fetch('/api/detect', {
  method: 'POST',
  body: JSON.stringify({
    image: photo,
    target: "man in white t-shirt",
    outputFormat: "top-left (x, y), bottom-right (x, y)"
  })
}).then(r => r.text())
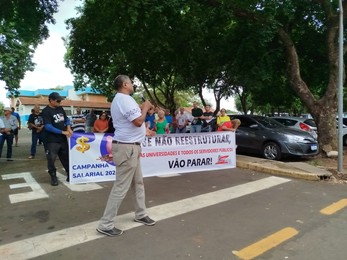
top-left (97, 75), bottom-right (156, 237)
top-left (175, 107), bottom-right (189, 133)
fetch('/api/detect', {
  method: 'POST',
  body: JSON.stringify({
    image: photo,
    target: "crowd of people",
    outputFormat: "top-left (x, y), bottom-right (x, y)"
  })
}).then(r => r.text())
top-left (70, 109), bottom-right (115, 134)
top-left (146, 106), bottom-right (240, 135)
top-left (0, 98), bottom-right (240, 163)
top-left (144, 102), bottom-right (240, 136)
top-left (0, 75), bottom-right (240, 238)
top-left (69, 103), bottom-right (240, 137)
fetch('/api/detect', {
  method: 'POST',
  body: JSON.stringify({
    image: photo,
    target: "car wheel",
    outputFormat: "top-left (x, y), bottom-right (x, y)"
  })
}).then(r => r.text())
top-left (343, 135), bottom-right (347, 146)
top-left (262, 142), bottom-right (282, 160)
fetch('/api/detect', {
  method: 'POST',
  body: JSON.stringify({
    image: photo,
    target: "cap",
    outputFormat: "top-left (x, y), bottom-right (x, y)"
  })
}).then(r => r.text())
top-left (3, 107), bottom-right (11, 111)
top-left (48, 92), bottom-right (64, 101)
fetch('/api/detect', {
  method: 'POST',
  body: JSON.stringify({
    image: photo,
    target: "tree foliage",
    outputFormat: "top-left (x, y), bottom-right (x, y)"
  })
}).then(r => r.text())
top-left (212, 0), bottom-right (346, 153)
top-left (66, 0), bottom-right (346, 154)
top-left (66, 0), bottom-right (215, 110)
top-left (0, 0), bottom-right (59, 94)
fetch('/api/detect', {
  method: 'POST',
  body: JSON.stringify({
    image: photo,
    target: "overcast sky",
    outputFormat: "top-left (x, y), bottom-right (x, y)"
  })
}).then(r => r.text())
top-left (0, 0), bottom-right (81, 106)
top-left (0, 0), bottom-right (235, 110)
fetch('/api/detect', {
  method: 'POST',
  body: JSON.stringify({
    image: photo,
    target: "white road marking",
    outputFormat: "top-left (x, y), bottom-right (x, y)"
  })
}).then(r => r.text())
top-left (1, 172), bottom-right (49, 203)
top-left (1, 171), bottom-right (103, 205)
top-left (57, 172), bottom-right (103, 191)
top-left (156, 173), bottom-right (182, 177)
top-left (0, 176), bottom-right (290, 260)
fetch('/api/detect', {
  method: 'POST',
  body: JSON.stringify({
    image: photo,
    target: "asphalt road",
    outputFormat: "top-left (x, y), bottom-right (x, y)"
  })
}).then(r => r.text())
top-left (1, 130), bottom-right (347, 260)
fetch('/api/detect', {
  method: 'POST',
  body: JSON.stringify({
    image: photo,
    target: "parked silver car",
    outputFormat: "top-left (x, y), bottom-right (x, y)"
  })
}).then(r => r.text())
top-left (273, 116), bottom-right (347, 145)
top-left (271, 116), bottom-right (317, 139)
top-left (229, 115), bottom-right (319, 160)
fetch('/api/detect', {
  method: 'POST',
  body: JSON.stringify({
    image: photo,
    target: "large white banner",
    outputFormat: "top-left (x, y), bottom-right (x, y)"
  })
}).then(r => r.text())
top-left (69, 132), bottom-right (236, 184)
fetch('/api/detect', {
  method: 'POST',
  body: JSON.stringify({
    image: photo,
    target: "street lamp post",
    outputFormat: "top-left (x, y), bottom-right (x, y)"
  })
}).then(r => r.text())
top-left (338, 0), bottom-right (344, 172)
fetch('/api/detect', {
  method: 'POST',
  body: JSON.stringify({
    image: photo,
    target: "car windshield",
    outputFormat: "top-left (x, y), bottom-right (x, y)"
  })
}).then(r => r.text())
top-left (255, 116), bottom-right (285, 129)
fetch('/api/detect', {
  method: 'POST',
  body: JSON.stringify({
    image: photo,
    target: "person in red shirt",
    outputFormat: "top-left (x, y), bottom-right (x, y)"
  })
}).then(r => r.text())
top-left (93, 112), bottom-right (109, 133)
top-left (217, 119), bottom-right (241, 132)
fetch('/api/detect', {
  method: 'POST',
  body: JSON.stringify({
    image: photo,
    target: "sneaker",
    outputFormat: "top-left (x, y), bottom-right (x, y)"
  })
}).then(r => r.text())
top-left (51, 176), bottom-right (58, 186)
top-left (7, 158), bottom-right (13, 161)
top-left (28, 156), bottom-right (35, 159)
top-left (96, 227), bottom-right (123, 237)
top-left (134, 216), bottom-right (156, 226)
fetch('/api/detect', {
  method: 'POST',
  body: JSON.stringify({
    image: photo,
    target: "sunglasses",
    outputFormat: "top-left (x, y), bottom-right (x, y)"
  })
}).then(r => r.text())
top-left (55, 100), bottom-right (61, 103)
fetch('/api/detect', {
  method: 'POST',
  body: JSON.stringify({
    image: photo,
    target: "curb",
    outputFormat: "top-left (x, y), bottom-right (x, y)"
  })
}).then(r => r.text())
top-left (236, 155), bottom-right (332, 181)
top-left (236, 160), bottom-right (319, 181)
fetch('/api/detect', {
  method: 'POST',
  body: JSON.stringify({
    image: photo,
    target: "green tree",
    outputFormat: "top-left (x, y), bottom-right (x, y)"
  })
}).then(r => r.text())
top-left (65, 0), bottom-right (345, 155)
top-left (66, 1), bottom-right (192, 108)
top-left (0, 0), bottom-right (59, 94)
top-left (213, 0), bottom-right (345, 154)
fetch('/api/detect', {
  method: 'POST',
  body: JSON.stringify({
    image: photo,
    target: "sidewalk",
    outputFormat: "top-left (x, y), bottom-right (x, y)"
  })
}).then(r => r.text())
top-left (236, 154), bottom-right (332, 181)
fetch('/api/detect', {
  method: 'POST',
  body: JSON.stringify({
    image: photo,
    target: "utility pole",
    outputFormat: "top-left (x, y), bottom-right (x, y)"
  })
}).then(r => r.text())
top-left (338, 0), bottom-right (344, 172)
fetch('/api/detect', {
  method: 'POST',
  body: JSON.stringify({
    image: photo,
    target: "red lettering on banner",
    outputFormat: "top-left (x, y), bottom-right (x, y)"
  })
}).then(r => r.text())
top-left (181, 150), bottom-right (193, 155)
top-left (198, 148), bottom-right (219, 154)
top-left (219, 148), bottom-right (233, 152)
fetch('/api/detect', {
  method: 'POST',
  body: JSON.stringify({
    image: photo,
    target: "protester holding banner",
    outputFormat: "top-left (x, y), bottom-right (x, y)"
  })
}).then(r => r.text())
top-left (97, 74), bottom-right (156, 237)
top-left (41, 92), bottom-right (73, 186)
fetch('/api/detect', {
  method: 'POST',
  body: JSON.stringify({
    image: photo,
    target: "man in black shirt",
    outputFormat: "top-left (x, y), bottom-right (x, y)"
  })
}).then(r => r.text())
top-left (202, 105), bottom-right (214, 132)
top-left (41, 92), bottom-right (73, 186)
top-left (28, 105), bottom-right (44, 159)
top-left (190, 102), bottom-right (203, 133)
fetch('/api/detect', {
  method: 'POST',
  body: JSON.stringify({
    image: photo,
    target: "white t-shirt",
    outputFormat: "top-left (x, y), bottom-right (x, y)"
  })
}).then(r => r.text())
top-left (111, 93), bottom-right (146, 143)
top-left (176, 112), bottom-right (189, 126)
